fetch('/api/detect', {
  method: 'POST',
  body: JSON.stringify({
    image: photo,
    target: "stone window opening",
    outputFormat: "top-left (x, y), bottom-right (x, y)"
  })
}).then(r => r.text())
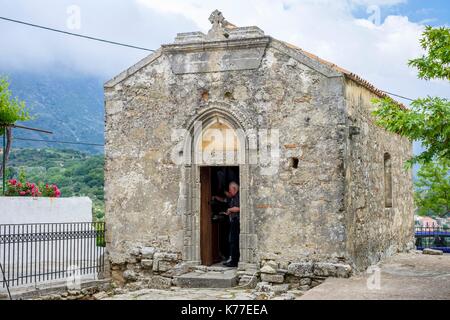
top-left (290, 157), bottom-right (299, 169)
top-left (201, 90), bottom-right (209, 102)
top-left (224, 91), bottom-right (234, 100)
top-left (384, 153), bottom-right (393, 208)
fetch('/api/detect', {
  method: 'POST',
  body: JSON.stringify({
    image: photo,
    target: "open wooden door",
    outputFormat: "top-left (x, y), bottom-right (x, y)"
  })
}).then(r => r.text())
top-left (200, 167), bottom-right (213, 266)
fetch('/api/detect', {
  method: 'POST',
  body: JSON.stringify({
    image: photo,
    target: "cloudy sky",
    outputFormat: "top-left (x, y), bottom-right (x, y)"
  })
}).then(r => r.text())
top-left (0, 0), bottom-right (449, 102)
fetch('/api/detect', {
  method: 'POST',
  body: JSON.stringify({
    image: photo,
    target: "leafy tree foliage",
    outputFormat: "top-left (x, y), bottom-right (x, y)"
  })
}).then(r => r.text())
top-left (372, 26), bottom-right (450, 166)
top-left (373, 26), bottom-right (450, 217)
top-left (0, 77), bottom-right (31, 125)
top-left (415, 158), bottom-right (450, 217)
top-left (409, 26), bottom-right (450, 81)
top-left (373, 96), bottom-right (449, 165)
top-left (0, 77), bottom-right (32, 176)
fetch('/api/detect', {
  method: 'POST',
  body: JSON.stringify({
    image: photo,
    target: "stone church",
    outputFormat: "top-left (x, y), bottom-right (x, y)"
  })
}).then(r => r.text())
top-left (104, 10), bottom-right (414, 288)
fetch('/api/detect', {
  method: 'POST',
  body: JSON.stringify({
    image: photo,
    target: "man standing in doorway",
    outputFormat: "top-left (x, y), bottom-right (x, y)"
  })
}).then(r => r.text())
top-left (224, 181), bottom-right (240, 267)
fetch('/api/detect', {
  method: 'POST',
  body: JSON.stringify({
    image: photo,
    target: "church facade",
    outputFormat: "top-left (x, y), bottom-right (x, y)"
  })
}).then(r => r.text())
top-left (104, 10), bottom-right (414, 288)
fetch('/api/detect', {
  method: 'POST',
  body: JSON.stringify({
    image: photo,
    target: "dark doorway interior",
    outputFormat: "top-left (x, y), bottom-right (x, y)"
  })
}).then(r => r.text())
top-left (200, 166), bottom-right (239, 266)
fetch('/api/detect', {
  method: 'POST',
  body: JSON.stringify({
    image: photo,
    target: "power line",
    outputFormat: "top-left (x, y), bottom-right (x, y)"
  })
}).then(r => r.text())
top-left (380, 90), bottom-right (414, 102)
top-left (14, 137), bottom-right (104, 147)
top-left (0, 16), bottom-right (156, 52)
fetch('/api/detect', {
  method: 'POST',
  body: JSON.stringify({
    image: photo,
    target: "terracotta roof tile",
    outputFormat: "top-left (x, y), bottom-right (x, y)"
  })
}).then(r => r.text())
top-left (281, 41), bottom-right (407, 109)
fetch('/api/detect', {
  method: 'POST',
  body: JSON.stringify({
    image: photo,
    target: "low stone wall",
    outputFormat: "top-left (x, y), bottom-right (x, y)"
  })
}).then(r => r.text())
top-left (0, 279), bottom-right (111, 301)
top-left (245, 259), bottom-right (352, 292)
top-left (110, 245), bottom-right (352, 291)
top-left (109, 245), bottom-right (186, 290)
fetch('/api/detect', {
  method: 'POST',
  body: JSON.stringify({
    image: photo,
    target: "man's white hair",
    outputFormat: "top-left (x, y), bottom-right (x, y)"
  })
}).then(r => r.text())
top-left (229, 181), bottom-right (239, 191)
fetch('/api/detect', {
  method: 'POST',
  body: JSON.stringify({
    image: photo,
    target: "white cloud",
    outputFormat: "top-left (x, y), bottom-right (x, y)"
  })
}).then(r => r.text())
top-left (137, 0), bottom-right (449, 101)
top-left (0, 0), bottom-right (196, 77)
top-left (0, 0), bottom-right (448, 102)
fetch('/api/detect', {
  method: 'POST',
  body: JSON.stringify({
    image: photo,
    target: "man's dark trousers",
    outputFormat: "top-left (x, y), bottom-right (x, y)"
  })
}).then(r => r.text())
top-left (229, 215), bottom-right (240, 264)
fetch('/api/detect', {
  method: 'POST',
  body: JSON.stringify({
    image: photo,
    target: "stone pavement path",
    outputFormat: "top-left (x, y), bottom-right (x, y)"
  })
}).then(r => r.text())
top-left (300, 253), bottom-right (450, 300)
top-left (103, 287), bottom-right (303, 300)
top-left (103, 253), bottom-right (450, 300)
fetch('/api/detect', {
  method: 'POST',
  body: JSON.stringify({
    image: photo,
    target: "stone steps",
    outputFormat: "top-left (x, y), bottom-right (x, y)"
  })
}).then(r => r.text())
top-left (176, 269), bottom-right (238, 288)
top-left (191, 265), bottom-right (234, 273)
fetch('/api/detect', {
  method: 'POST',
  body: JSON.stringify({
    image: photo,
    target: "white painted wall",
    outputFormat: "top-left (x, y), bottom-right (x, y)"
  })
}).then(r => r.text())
top-left (0, 197), bottom-right (93, 224)
top-left (0, 197), bottom-right (99, 289)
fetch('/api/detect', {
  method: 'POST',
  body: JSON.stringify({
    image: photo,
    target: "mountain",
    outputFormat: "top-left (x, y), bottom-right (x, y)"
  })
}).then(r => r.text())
top-left (4, 71), bottom-right (105, 154)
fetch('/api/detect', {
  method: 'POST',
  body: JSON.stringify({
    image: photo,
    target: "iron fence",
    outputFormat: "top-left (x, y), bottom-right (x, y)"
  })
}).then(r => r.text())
top-left (415, 224), bottom-right (450, 253)
top-left (0, 222), bottom-right (105, 288)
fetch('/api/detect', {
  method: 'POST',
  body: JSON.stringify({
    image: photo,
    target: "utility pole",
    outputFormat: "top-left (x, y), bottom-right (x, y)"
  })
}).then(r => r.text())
top-left (1, 124), bottom-right (52, 195)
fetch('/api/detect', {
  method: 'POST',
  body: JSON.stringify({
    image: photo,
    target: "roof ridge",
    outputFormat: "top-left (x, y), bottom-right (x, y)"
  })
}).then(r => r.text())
top-left (280, 40), bottom-right (406, 109)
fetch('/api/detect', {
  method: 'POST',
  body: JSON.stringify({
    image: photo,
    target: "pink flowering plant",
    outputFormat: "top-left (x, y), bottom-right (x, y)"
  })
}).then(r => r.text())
top-left (5, 179), bottom-right (60, 198)
top-left (40, 183), bottom-right (61, 198)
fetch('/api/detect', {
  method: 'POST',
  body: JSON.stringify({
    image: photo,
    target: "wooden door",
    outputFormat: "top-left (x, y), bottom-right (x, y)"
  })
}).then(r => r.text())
top-left (200, 167), bottom-right (213, 266)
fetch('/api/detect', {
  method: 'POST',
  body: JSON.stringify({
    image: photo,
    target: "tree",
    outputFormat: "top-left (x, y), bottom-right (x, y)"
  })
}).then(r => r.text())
top-left (372, 26), bottom-right (450, 166)
top-left (0, 77), bottom-right (31, 176)
top-left (372, 26), bottom-right (450, 217)
top-left (409, 26), bottom-right (450, 81)
top-left (415, 158), bottom-right (450, 217)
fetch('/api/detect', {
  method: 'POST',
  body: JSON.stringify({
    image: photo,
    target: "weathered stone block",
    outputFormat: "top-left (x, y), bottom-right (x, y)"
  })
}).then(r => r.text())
top-left (146, 276), bottom-right (172, 289)
top-left (123, 270), bottom-right (138, 282)
top-left (255, 281), bottom-right (271, 292)
top-left (299, 278), bottom-right (312, 286)
top-left (287, 262), bottom-right (314, 277)
top-left (157, 260), bottom-right (177, 272)
top-left (260, 264), bottom-right (277, 274)
top-left (260, 273), bottom-right (284, 284)
top-left (141, 259), bottom-right (153, 269)
top-left (141, 247), bottom-right (156, 259)
top-left (153, 252), bottom-right (178, 262)
top-left (423, 248), bottom-right (443, 256)
top-left (130, 247), bottom-right (141, 256)
top-left (313, 262), bottom-right (352, 278)
top-left (271, 284), bottom-right (289, 295)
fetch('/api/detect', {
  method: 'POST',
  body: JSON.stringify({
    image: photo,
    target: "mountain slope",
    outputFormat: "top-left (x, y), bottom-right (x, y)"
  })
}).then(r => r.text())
top-left (4, 71), bottom-right (104, 154)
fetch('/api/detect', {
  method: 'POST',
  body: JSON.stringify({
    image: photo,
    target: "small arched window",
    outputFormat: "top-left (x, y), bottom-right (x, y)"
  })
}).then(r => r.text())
top-left (384, 153), bottom-right (393, 208)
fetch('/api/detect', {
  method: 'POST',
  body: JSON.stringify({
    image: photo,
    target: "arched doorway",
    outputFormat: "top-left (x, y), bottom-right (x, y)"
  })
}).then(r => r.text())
top-left (178, 106), bottom-right (256, 268)
top-left (195, 118), bottom-right (242, 265)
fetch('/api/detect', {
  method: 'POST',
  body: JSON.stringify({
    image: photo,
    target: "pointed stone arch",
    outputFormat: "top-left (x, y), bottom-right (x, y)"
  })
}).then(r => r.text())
top-left (178, 104), bottom-right (257, 268)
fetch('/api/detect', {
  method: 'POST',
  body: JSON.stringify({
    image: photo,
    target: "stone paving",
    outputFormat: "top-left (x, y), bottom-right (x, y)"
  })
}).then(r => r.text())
top-left (300, 253), bottom-right (450, 300)
top-left (102, 253), bottom-right (450, 300)
top-left (103, 287), bottom-right (304, 300)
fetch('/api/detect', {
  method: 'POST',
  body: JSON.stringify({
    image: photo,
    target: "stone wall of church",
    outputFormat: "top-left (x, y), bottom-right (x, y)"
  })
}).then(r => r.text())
top-left (343, 79), bottom-right (415, 271)
top-left (104, 52), bottom-right (186, 285)
top-left (248, 47), bottom-right (349, 268)
top-left (104, 34), bottom-right (413, 287)
top-left (104, 41), bottom-right (352, 285)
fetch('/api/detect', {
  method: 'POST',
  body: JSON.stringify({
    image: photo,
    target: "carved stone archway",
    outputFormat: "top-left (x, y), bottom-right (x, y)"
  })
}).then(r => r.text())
top-left (178, 104), bottom-right (257, 268)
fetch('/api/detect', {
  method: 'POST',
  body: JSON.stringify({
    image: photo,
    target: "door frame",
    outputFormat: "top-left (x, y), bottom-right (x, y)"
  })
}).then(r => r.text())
top-left (178, 105), bottom-right (257, 268)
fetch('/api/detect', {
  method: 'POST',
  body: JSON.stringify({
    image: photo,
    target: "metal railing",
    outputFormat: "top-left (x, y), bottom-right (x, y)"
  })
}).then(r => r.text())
top-left (415, 224), bottom-right (450, 234)
top-left (415, 224), bottom-right (450, 253)
top-left (0, 222), bottom-right (105, 289)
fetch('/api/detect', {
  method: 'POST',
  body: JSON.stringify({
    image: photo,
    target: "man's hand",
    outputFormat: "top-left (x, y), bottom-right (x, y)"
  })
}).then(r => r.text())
top-left (226, 207), bottom-right (240, 215)
top-left (212, 195), bottom-right (225, 202)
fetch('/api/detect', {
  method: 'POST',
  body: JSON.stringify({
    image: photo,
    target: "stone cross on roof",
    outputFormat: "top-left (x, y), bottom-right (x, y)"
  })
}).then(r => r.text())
top-left (209, 9), bottom-right (225, 27)
top-left (207, 9), bottom-right (232, 40)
